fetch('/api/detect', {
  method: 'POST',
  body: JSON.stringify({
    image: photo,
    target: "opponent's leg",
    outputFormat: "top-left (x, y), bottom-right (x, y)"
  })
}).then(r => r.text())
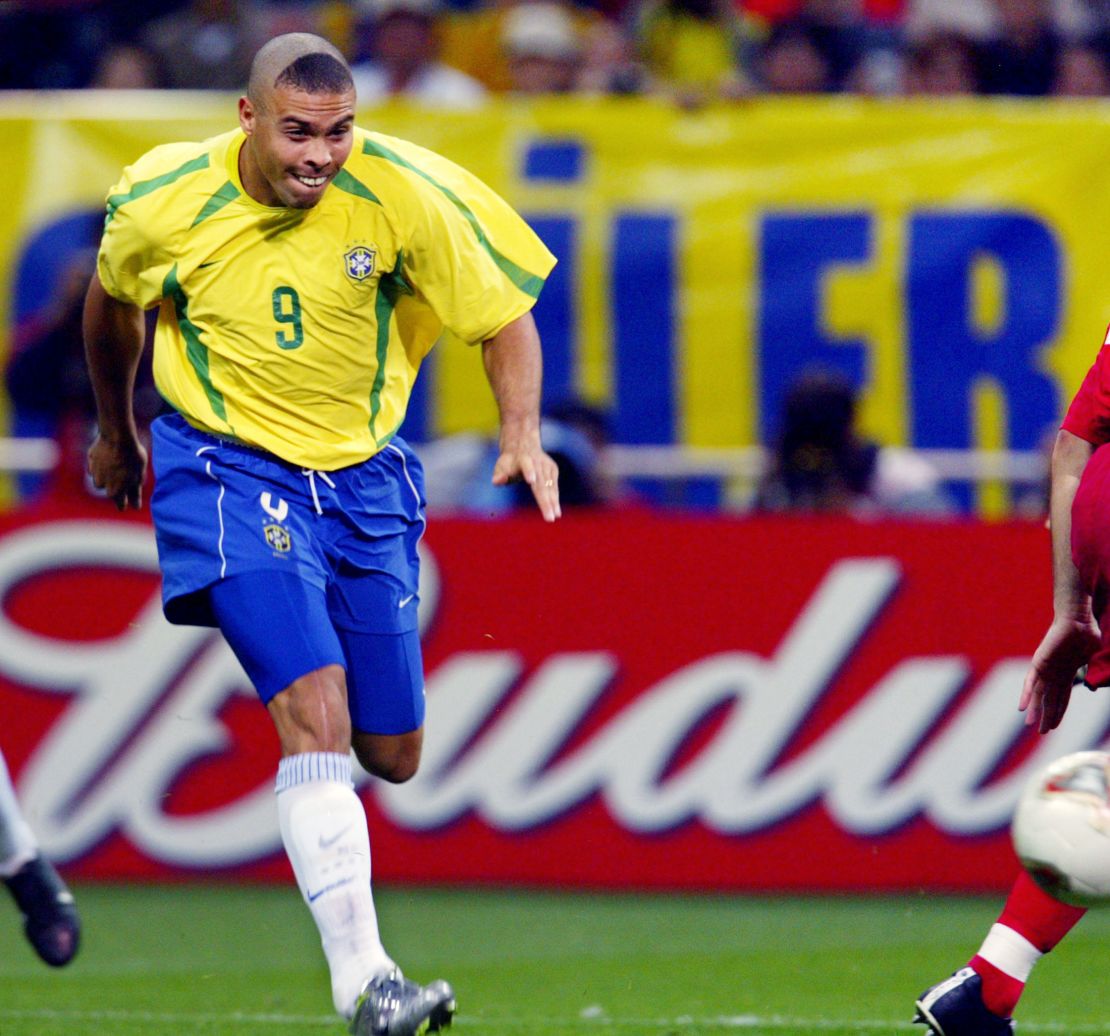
top-left (914, 872), bottom-right (1085, 1034)
top-left (970, 871), bottom-right (1085, 1015)
top-left (0, 749), bottom-right (36, 874)
top-left (0, 750), bottom-right (79, 966)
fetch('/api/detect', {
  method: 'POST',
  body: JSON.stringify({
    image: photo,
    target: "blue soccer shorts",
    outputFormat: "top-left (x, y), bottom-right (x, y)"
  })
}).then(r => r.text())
top-left (149, 412), bottom-right (427, 735)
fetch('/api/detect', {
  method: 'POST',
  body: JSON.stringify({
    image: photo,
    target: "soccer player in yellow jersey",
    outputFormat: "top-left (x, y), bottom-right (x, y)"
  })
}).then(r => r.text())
top-left (83, 31), bottom-right (561, 1036)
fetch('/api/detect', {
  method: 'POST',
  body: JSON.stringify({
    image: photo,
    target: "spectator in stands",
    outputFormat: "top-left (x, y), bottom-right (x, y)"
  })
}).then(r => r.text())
top-left (757, 19), bottom-right (835, 91)
top-left (141, 0), bottom-right (267, 90)
top-left (741, 0), bottom-right (907, 24)
top-left (903, 0), bottom-right (997, 42)
top-left (789, 0), bottom-right (871, 90)
top-left (350, 0), bottom-right (488, 107)
top-left (89, 43), bottom-right (165, 90)
top-left (1052, 39), bottom-right (1110, 93)
top-left (503, 1), bottom-right (585, 93)
top-left (576, 19), bottom-right (649, 94)
top-left (417, 397), bottom-right (623, 513)
top-left (636, 0), bottom-right (750, 104)
top-left (903, 30), bottom-right (980, 92)
top-left (976, 0), bottom-right (1064, 94)
top-left (754, 366), bottom-right (952, 515)
top-left (438, 0), bottom-right (592, 93)
top-left (520, 398), bottom-right (623, 507)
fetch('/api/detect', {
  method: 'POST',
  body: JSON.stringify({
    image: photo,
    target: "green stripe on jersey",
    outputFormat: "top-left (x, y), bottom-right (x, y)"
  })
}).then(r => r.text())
top-left (362, 138), bottom-right (544, 299)
top-left (332, 168), bottom-right (382, 206)
top-left (105, 153), bottom-right (211, 225)
top-left (162, 264), bottom-right (227, 422)
top-left (369, 253), bottom-right (414, 443)
top-left (191, 180), bottom-right (241, 227)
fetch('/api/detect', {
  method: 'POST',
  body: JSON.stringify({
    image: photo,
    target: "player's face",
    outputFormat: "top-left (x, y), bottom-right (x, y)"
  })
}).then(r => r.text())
top-left (238, 85), bottom-right (356, 209)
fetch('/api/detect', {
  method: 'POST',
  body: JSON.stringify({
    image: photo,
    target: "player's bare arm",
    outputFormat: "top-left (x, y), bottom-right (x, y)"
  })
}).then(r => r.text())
top-left (82, 273), bottom-right (148, 511)
top-left (1019, 428), bottom-right (1100, 733)
top-left (482, 312), bottom-right (561, 522)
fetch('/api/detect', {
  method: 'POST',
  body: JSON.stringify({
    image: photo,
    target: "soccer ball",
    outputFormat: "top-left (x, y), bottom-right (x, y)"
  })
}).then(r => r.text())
top-left (1011, 750), bottom-right (1110, 907)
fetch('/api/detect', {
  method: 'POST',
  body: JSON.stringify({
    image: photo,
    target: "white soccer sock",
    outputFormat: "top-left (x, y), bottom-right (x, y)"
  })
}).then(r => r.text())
top-left (978, 923), bottom-right (1042, 982)
top-left (276, 752), bottom-right (393, 1018)
top-left (0, 750), bottom-right (37, 877)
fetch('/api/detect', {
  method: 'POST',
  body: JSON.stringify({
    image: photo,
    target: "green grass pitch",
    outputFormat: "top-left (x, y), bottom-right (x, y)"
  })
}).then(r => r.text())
top-left (1, 884), bottom-right (1109, 1035)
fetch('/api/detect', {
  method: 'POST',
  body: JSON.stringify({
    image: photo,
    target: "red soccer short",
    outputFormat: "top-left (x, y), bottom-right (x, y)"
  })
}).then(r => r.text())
top-left (1072, 443), bottom-right (1110, 687)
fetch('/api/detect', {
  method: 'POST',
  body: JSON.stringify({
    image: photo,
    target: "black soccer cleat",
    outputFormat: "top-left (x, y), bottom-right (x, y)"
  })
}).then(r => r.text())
top-left (914, 967), bottom-right (1014, 1036)
top-left (349, 968), bottom-right (455, 1036)
top-left (3, 855), bottom-right (80, 967)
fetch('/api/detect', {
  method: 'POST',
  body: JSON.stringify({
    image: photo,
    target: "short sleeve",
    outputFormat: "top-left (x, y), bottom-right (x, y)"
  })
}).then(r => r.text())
top-left (97, 166), bottom-right (174, 309)
top-left (372, 138), bottom-right (555, 344)
top-left (1063, 326), bottom-right (1110, 446)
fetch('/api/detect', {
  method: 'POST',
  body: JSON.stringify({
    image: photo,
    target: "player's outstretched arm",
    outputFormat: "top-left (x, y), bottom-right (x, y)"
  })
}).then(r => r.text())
top-left (482, 312), bottom-right (561, 522)
top-left (83, 273), bottom-right (148, 510)
top-left (1019, 429), bottom-right (1100, 733)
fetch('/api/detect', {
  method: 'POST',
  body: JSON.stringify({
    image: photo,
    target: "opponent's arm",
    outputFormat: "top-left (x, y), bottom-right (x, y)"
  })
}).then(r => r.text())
top-left (481, 311), bottom-right (561, 522)
top-left (83, 273), bottom-right (149, 510)
top-left (1019, 428), bottom-right (1100, 732)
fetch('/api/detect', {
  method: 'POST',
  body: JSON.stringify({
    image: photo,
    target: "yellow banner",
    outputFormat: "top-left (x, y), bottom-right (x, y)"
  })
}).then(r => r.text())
top-left (2, 94), bottom-right (1107, 479)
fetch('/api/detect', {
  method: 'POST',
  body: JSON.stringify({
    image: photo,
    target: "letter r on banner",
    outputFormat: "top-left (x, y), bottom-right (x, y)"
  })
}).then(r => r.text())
top-left (907, 212), bottom-right (1061, 453)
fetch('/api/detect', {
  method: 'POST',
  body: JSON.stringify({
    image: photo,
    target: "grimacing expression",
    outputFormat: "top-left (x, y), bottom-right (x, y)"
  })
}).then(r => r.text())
top-left (239, 84), bottom-right (355, 209)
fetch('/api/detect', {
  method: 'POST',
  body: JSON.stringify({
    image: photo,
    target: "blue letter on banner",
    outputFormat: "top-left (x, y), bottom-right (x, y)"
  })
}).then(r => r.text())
top-left (907, 212), bottom-right (1060, 451)
top-left (758, 213), bottom-right (871, 441)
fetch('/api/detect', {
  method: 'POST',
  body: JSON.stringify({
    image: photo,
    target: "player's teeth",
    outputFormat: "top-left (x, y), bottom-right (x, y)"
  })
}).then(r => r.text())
top-left (297, 175), bottom-right (325, 186)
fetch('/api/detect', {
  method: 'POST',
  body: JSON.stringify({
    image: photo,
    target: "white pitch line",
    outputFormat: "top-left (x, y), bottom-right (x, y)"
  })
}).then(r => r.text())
top-left (0, 1009), bottom-right (1107, 1034)
top-left (0, 1008), bottom-right (338, 1027)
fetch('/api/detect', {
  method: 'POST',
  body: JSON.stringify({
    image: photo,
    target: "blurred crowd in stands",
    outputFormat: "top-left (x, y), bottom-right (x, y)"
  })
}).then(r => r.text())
top-left (3, 0), bottom-right (1110, 103)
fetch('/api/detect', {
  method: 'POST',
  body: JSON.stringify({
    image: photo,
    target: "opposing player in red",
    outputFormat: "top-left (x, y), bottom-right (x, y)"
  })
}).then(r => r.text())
top-left (914, 325), bottom-right (1110, 1034)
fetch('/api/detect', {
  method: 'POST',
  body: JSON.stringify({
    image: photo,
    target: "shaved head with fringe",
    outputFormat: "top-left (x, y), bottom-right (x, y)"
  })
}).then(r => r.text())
top-left (247, 33), bottom-right (353, 111)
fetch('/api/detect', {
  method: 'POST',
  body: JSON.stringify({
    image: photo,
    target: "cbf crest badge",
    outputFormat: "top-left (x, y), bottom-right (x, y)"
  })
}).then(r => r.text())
top-left (344, 246), bottom-right (376, 282)
top-left (264, 524), bottom-right (292, 553)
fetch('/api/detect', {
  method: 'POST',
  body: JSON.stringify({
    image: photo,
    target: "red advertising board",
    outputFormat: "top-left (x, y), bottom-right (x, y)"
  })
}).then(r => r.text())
top-left (2, 498), bottom-right (1107, 892)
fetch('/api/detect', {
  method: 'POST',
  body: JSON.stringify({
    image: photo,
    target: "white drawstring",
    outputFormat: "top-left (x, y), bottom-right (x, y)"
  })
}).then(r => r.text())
top-left (301, 469), bottom-right (336, 515)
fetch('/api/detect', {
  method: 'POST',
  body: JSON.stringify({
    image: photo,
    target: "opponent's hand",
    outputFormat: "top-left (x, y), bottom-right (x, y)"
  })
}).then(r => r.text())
top-left (1019, 616), bottom-right (1101, 734)
top-left (87, 432), bottom-right (148, 511)
top-left (491, 436), bottom-right (561, 522)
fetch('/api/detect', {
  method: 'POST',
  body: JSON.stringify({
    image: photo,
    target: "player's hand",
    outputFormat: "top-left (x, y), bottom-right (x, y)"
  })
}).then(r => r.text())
top-left (1019, 616), bottom-right (1101, 734)
top-left (87, 432), bottom-right (148, 511)
top-left (491, 434), bottom-right (561, 522)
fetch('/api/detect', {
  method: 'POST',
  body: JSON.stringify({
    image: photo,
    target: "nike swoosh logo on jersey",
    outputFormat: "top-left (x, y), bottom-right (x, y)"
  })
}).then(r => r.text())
top-left (398, 593), bottom-right (416, 608)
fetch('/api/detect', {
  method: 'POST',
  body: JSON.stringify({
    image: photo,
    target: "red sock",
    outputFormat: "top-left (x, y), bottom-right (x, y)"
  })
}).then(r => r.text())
top-left (969, 955), bottom-right (1025, 1017)
top-left (998, 872), bottom-right (1087, 949)
top-left (970, 872), bottom-right (1086, 1017)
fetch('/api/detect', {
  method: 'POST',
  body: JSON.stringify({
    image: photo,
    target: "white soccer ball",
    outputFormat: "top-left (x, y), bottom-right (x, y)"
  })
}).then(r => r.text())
top-left (1011, 750), bottom-right (1110, 907)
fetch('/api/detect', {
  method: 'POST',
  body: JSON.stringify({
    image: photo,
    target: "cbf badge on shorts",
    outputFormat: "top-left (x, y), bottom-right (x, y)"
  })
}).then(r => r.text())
top-left (260, 492), bottom-right (292, 554)
top-left (264, 524), bottom-right (292, 553)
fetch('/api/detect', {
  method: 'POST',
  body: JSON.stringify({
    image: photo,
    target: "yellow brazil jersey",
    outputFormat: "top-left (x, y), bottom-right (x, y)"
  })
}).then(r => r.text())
top-left (97, 128), bottom-right (556, 470)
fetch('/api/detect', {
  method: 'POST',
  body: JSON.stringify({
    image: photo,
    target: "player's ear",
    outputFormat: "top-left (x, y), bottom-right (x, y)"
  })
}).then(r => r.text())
top-left (238, 95), bottom-right (256, 135)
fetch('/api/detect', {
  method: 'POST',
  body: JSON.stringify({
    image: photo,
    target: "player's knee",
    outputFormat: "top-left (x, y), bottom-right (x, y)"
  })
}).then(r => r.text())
top-left (268, 664), bottom-right (351, 755)
top-left (352, 729), bottom-right (422, 784)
